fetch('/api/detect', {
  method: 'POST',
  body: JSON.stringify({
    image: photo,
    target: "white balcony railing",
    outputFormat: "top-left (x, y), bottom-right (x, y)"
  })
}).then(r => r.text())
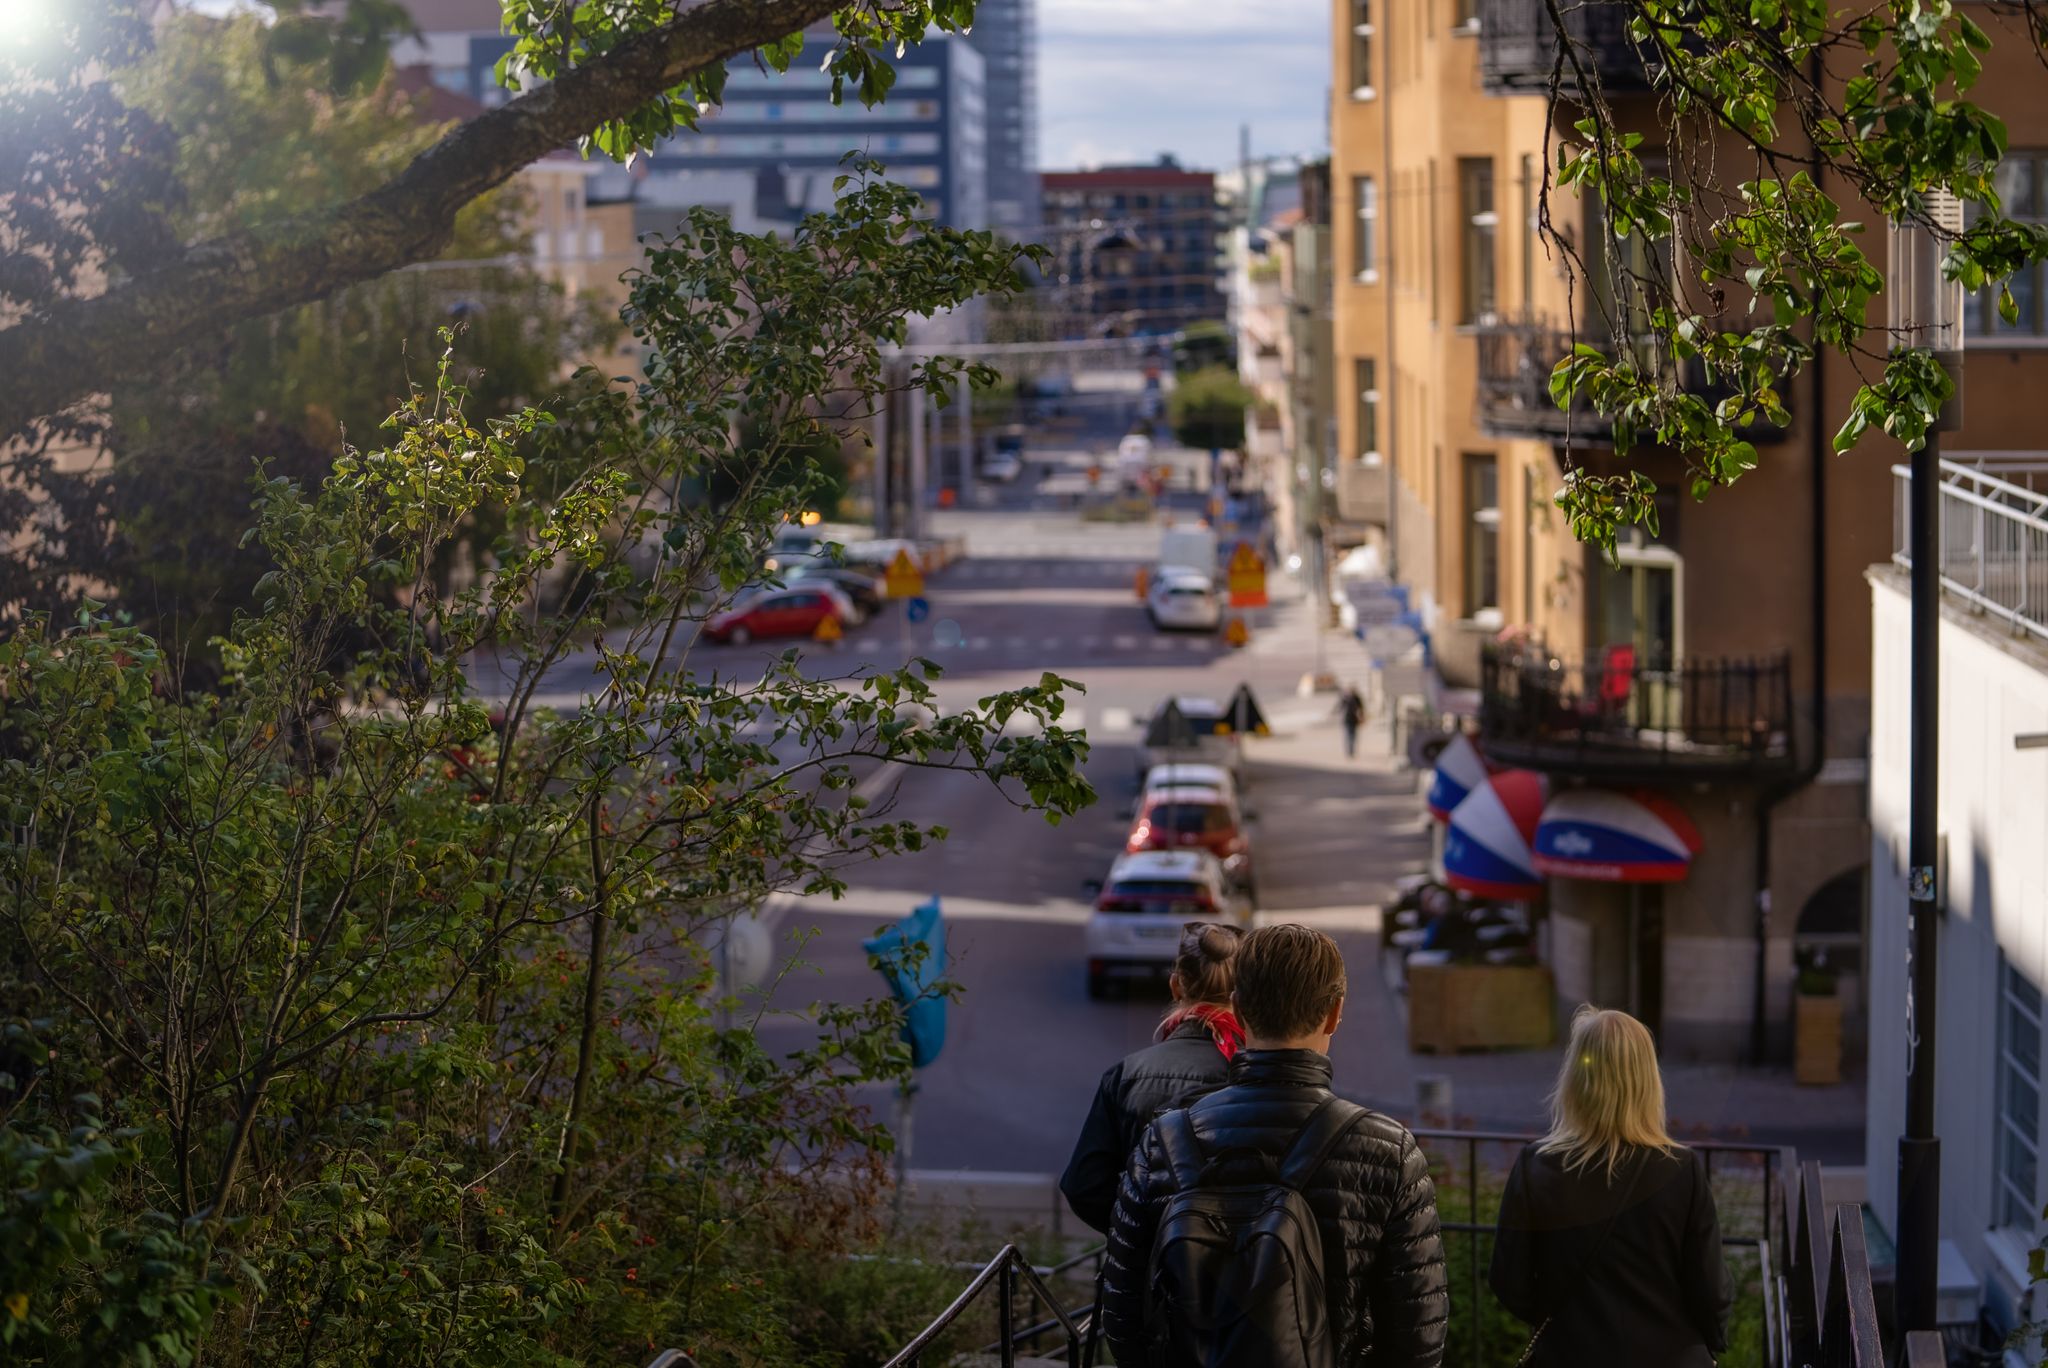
top-left (1893, 458), bottom-right (2048, 643)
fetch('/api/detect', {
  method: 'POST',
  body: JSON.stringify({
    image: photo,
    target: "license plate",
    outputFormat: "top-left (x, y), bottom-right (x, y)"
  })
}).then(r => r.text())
top-left (1134, 925), bottom-right (1178, 940)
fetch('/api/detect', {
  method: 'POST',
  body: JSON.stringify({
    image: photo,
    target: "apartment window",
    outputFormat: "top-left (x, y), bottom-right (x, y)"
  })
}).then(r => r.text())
top-left (1349, 0), bottom-right (1375, 96)
top-left (1453, 0), bottom-right (1479, 28)
top-left (1999, 960), bottom-right (2044, 1229)
top-left (1428, 160), bottom-right (1441, 322)
top-left (1353, 176), bottom-right (1379, 279)
top-left (1972, 153), bottom-right (2047, 338)
top-left (1355, 359), bottom-right (1381, 462)
top-left (1464, 454), bottom-right (1501, 615)
top-left (1519, 153), bottom-right (1536, 313)
top-left (1460, 157), bottom-right (1498, 323)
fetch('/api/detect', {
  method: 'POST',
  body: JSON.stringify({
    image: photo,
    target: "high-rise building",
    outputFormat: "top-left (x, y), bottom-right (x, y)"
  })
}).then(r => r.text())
top-left (1039, 159), bottom-right (1222, 336)
top-left (964, 0), bottom-right (1040, 233)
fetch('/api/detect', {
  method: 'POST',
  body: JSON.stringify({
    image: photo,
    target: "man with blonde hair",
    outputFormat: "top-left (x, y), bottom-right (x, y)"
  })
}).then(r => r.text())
top-left (1101, 923), bottom-right (1448, 1367)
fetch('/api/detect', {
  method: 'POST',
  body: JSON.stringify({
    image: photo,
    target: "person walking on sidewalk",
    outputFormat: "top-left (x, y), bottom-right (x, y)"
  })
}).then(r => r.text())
top-left (1059, 923), bottom-right (1246, 1233)
top-left (1489, 1006), bottom-right (1731, 1368)
top-left (1100, 924), bottom-right (1448, 1367)
top-left (1338, 684), bottom-right (1367, 759)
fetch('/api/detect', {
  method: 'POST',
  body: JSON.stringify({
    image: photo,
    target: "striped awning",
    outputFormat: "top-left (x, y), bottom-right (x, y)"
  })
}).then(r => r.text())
top-left (1532, 789), bottom-right (1702, 884)
top-left (1443, 769), bottom-right (1547, 901)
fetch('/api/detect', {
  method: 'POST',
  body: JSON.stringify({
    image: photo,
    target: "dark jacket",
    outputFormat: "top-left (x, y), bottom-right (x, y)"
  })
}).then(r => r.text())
top-left (1489, 1143), bottom-right (1731, 1368)
top-left (1100, 1048), bottom-right (1449, 1367)
top-left (1060, 1017), bottom-right (1233, 1233)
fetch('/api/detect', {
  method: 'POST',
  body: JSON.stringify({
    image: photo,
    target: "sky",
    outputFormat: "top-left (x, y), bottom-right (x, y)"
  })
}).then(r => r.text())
top-left (1036, 0), bottom-right (1330, 173)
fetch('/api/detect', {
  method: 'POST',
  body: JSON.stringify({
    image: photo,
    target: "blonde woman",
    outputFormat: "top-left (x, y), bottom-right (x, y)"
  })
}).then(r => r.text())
top-left (1489, 1007), bottom-right (1731, 1367)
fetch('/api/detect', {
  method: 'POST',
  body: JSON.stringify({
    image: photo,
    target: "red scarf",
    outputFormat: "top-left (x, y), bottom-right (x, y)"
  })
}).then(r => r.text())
top-left (1157, 1002), bottom-right (1245, 1061)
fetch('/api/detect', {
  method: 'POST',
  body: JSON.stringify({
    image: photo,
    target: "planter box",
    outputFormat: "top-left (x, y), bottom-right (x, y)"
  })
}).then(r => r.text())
top-left (1795, 992), bottom-right (1843, 1086)
top-left (1408, 963), bottom-right (1556, 1053)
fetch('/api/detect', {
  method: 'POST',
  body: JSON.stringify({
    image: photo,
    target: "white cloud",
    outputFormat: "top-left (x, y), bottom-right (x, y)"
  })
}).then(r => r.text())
top-left (1038, 1), bottom-right (1330, 171)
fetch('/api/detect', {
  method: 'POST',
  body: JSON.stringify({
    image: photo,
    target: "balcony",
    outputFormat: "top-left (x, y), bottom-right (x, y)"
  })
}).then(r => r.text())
top-left (1473, 313), bottom-right (1791, 445)
top-left (1479, 643), bottom-right (1796, 780)
top-left (1477, 0), bottom-right (1655, 95)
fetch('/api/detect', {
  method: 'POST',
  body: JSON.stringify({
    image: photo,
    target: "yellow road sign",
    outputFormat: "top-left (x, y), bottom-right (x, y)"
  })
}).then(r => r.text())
top-left (884, 548), bottom-right (925, 599)
top-left (813, 613), bottom-right (843, 644)
top-left (1224, 617), bottom-right (1250, 648)
top-left (1226, 543), bottom-right (1268, 608)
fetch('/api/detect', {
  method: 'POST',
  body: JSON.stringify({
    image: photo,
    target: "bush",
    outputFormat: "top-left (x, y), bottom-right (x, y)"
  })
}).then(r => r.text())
top-left (1167, 367), bottom-right (1254, 453)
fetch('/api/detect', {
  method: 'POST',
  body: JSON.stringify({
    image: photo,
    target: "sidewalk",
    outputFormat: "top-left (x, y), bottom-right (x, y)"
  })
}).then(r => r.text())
top-left (1241, 606), bottom-right (1869, 1164)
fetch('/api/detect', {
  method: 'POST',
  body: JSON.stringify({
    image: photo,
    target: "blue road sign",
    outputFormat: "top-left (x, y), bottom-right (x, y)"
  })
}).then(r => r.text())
top-left (906, 596), bottom-right (931, 623)
top-left (863, 897), bottom-right (946, 1068)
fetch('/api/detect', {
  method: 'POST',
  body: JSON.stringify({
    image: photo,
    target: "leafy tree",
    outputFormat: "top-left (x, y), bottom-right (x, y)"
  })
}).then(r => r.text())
top-left (0, 0), bottom-right (988, 436)
top-left (69, 12), bottom-right (618, 651)
top-left (1169, 366), bottom-right (1255, 452)
top-left (1172, 319), bottom-right (1237, 373)
top-left (1537, 0), bottom-right (2048, 551)
top-left (0, 175), bottom-right (1088, 1365)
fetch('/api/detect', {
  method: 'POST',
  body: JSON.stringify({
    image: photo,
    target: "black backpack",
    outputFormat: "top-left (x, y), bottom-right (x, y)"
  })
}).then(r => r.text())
top-left (1142, 1095), bottom-right (1365, 1368)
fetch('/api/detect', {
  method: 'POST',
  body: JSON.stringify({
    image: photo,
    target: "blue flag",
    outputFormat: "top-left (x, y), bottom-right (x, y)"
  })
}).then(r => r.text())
top-left (863, 897), bottom-right (947, 1068)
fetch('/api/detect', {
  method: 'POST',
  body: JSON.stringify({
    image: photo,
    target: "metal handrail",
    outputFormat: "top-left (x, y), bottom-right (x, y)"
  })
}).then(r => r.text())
top-left (879, 1242), bottom-right (1085, 1368)
top-left (1893, 458), bottom-right (2048, 642)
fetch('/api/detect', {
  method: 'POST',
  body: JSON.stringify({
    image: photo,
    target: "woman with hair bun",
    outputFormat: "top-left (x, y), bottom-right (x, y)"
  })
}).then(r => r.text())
top-left (1490, 1006), bottom-right (1732, 1367)
top-left (1058, 922), bottom-right (1244, 1233)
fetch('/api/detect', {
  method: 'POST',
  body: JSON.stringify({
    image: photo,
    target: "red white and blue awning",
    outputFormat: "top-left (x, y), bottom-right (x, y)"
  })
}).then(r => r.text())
top-left (1427, 732), bottom-right (1489, 822)
top-left (1532, 789), bottom-right (1702, 884)
top-left (1443, 769), bottom-right (1547, 901)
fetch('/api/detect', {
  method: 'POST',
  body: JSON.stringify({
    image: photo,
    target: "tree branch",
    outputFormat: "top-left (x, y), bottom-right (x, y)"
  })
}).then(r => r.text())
top-left (0, 0), bottom-right (841, 437)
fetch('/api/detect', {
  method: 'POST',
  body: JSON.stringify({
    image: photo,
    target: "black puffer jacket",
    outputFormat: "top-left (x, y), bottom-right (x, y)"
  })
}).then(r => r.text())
top-left (1060, 1017), bottom-right (1234, 1233)
top-left (1100, 1049), bottom-right (1449, 1367)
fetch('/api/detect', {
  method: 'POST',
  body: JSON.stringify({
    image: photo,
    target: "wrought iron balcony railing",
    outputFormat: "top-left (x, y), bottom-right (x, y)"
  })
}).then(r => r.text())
top-left (1479, 643), bottom-right (1797, 779)
top-left (1477, 0), bottom-right (1656, 95)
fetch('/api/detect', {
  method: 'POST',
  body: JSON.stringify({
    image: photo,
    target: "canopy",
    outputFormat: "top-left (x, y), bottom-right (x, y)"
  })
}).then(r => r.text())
top-left (1443, 769), bottom-right (1547, 900)
top-left (1426, 732), bottom-right (1489, 822)
top-left (1532, 789), bottom-right (1702, 884)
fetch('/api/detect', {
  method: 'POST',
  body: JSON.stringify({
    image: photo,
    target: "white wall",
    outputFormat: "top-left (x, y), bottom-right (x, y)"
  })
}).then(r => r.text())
top-left (1865, 568), bottom-right (2048, 1309)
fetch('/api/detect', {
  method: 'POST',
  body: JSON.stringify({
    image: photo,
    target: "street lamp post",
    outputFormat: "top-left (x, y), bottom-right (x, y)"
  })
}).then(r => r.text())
top-left (1887, 194), bottom-right (1965, 1338)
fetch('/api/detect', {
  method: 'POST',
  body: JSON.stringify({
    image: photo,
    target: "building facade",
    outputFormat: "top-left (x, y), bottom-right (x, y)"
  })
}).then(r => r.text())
top-left (964, 0), bottom-right (1040, 233)
top-left (396, 9), bottom-right (990, 233)
top-left (1039, 160), bottom-right (1224, 336)
top-left (1329, 0), bottom-right (2048, 1075)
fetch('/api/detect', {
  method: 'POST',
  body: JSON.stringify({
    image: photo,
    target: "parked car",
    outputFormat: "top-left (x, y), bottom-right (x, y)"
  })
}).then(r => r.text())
top-left (980, 450), bottom-right (1024, 484)
top-left (1140, 761), bottom-right (1240, 811)
top-left (1138, 695), bottom-right (1243, 780)
top-left (1146, 569), bottom-right (1221, 632)
top-left (783, 563), bottom-right (882, 622)
top-left (703, 584), bottom-right (855, 645)
top-left (1125, 785), bottom-right (1253, 890)
top-left (1083, 849), bottom-right (1247, 999)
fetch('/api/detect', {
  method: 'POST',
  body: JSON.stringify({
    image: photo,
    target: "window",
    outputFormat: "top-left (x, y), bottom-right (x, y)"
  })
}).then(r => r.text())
top-left (1349, 0), bottom-right (1374, 95)
top-left (1972, 153), bottom-right (2047, 339)
top-left (1520, 153), bottom-right (1536, 313)
top-left (1460, 157), bottom-right (1498, 323)
top-left (1523, 463), bottom-right (1540, 623)
top-left (1353, 176), bottom-right (1379, 279)
top-left (1355, 358), bottom-right (1380, 463)
top-left (1453, 0), bottom-right (1479, 27)
top-left (1999, 960), bottom-right (2044, 1229)
top-left (1464, 454), bottom-right (1500, 615)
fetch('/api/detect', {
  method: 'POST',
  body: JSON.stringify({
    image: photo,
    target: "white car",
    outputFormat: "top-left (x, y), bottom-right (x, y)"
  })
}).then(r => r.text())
top-left (1084, 849), bottom-right (1248, 999)
top-left (1141, 761), bottom-right (1241, 811)
top-left (980, 451), bottom-right (1024, 483)
top-left (1147, 570), bottom-right (1221, 632)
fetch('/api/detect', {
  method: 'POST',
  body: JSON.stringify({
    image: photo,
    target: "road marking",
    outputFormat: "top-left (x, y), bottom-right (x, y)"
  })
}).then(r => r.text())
top-left (1002, 712), bottom-right (1041, 736)
top-left (1151, 637), bottom-right (1174, 652)
top-left (1101, 706), bottom-right (1134, 734)
top-left (1112, 634), bottom-right (1138, 650)
top-left (1006, 635), bottom-right (1029, 649)
top-left (771, 889), bottom-right (1093, 928)
top-left (1079, 636), bottom-right (1100, 649)
top-left (969, 637), bottom-right (991, 650)
top-left (1039, 636), bottom-right (1062, 650)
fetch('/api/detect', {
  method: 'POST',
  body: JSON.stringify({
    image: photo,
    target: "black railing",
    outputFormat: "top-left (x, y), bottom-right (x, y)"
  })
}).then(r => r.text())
top-left (1782, 1161), bottom-right (1948, 1368)
top-left (1477, 0), bottom-right (1655, 94)
top-left (1472, 315), bottom-right (1791, 444)
top-left (880, 1244), bottom-right (1089, 1368)
top-left (1479, 644), bottom-right (1797, 780)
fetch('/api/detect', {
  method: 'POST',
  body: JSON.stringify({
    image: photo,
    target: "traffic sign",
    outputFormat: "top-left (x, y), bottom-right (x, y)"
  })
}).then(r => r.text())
top-left (906, 595), bottom-right (931, 623)
top-left (884, 548), bottom-right (925, 599)
top-left (1224, 617), bottom-right (1250, 649)
top-left (1226, 543), bottom-right (1268, 607)
top-left (812, 614), bottom-right (842, 644)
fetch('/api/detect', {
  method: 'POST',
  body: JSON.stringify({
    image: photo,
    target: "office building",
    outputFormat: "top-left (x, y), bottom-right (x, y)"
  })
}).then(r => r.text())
top-left (965, 0), bottom-right (1040, 232)
top-left (1040, 158), bottom-right (1223, 336)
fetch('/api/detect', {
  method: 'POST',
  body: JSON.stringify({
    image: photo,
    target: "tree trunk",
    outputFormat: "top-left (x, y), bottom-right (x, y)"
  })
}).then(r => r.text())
top-left (547, 795), bottom-right (612, 1236)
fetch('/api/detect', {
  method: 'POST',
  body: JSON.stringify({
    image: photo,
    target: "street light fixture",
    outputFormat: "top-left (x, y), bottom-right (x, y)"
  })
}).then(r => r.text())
top-left (1887, 189), bottom-right (1965, 1340)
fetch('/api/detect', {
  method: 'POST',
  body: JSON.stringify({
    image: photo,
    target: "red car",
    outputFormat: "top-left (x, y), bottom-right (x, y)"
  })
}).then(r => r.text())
top-left (703, 584), bottom-right (855, 645)
top-left (1124, 785), bottom-right (1253, 889)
